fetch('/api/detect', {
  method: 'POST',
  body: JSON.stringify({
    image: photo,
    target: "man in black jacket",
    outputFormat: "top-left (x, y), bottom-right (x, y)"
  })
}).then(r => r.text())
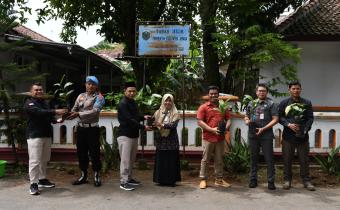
top-left (24, 82), bottom-right (67, 195)
top-left (278, 81), bottom-right (315, 191)
top-left (117, 81), bottom-right (151, 191)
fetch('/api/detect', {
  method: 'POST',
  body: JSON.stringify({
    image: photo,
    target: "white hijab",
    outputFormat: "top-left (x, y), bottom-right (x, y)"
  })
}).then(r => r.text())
top-left (153, 94), bottom-right (179, 137)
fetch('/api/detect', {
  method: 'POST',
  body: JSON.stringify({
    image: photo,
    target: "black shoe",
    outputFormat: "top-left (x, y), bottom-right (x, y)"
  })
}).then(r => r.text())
top-left (120, 183), bottom-right (135, 191)
top-left (268, 182), bottom-right (276, 190)
top-left (29, 183), bottom-right (40, 195)
top-left (127, 178), bottom-right (141, 186)
top-left (38, 179), bottom-right (55, 188)
top-left (249, 181), bottom-right (257, 188)
top-left (72, 171), bottom-right (88, 185)
top-left (94, 171), bottom-right (101, 187)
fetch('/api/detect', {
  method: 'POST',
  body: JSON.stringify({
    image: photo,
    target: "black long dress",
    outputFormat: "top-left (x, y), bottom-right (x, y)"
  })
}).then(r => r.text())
top-left (153, 120), bottom-right (181, 186)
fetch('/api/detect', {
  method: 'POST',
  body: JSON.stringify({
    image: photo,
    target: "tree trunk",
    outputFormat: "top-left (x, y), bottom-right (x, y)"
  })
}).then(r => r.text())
top-left (199, 0), bottom-right (220, 88)
top-left (244, 68), bottom-right (259, 97)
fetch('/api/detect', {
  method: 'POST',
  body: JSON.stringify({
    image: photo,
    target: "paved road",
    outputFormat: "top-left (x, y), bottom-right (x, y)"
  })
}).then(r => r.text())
top-left (1, 176), bottom-right (340, 210)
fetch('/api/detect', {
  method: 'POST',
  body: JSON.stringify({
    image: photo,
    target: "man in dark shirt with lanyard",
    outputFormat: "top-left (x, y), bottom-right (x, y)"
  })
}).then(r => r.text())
top-left (117, 81), bottom-right (152, 191)
top-left (244, 83), bottom-right (278, 190)
top-left (278, 81), bottom-right (315, 191)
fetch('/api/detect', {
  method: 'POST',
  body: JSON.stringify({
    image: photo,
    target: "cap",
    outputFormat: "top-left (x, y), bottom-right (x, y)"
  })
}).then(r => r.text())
top-left (86, 76), bottom-right (99, 86)
top-left (124, 81), bottom-right (136, 88)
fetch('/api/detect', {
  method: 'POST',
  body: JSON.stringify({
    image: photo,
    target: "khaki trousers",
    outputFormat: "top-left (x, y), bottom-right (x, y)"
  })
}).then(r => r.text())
top-left (199, 139), bottom-right (225, 180)
top-left (27, 137), bottom-right (51, 184)
top-left (117, 136), bottom-right (138, 184)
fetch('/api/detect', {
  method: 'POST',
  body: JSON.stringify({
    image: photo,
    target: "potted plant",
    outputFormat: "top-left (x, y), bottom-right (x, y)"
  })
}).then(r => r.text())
top-left (53, 74), bottom-right (74, 121)
top-left (213, 99), bottom-right (231, 136)
top-left (242, 95), bottom-right (259, 134)
top-left (285, 103), bottom-right (306, 138)
top-left (53, 74), bottom-right (74, 110)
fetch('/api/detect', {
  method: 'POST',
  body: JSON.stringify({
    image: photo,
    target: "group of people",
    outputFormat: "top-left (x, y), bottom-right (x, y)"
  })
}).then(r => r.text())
top-left (24, 76), bottom-right (315, 195)
top-left (244, 82), bottom-right (315, 191)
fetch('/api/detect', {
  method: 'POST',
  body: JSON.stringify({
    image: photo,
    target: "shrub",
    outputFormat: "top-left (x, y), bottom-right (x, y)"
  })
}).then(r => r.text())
top-left (314, 146), bottom-right (340, 176)
top-left (223, 129), bottom-right (250, 173)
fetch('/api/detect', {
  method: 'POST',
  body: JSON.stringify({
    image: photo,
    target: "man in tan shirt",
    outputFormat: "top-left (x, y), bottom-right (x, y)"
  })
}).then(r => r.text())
top-left (67, 76), bottom-right (105, 187)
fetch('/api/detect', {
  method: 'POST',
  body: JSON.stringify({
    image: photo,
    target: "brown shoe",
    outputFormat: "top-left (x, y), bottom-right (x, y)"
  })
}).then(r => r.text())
top-left (199, 180), bottom-right (207, 189)
top-left (215, 179), bottom-right (231, 188)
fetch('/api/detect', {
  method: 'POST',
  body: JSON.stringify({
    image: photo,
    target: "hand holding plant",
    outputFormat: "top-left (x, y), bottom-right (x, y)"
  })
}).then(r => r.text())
top-left (213, 99), bottom-right (230, 135)
top-left (285, 103), bottom-right (306, 137)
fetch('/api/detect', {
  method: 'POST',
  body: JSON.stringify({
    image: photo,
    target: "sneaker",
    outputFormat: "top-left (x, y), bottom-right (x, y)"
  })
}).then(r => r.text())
top-left (72, 171), bottom-right (88, 185)
top-left (304, 182), bottom-right (315, 191)
top-left (38, 179), bottom-right (55, 188)
top-left (282, 181), bottom-right (291, 190)
top-left (127, 178), bottom-right (141, 186)
top-left (94, 171), bottom-right (101, 187)
top-left (268, 182), bottom-right (276, 190)
top-left (249, 180), bottom-right (258, 188)
top-left (120, 183), bottom-right (135, 191)
top-left (29, 183), bottom-right (40, 195)
top-left (215, 179), bottom-right (231, 188)
top-left (199, 180), bottom-right (207, 189)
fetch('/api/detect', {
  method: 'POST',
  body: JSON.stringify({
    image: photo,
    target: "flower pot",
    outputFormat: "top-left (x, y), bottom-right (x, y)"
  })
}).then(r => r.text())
top-left (248, 122), bottom-right (258, 134)
top-left (218, 121), bottom-right (226, 136)
top-left (146, 116), bottom-right (155, 127)
top-left (0, 160), bottom-right (7, 178)
top-left (295, 124), bottom-right (306, 138)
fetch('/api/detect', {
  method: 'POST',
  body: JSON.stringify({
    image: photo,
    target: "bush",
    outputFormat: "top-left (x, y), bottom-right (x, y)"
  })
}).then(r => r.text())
top-left (314, 146), bottom-right (340, 176)
top-left (99, 124), bottom-right (120, 172)
top-left (223, 130), bottom-right (250, 173)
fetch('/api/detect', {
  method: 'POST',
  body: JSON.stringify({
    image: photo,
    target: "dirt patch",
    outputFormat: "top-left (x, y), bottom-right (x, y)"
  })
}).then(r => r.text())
top-left (1, 163), bottom-right (339, 188)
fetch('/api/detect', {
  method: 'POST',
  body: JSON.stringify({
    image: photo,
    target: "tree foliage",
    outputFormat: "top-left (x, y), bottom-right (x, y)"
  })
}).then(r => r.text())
top-left (33, 0), bottom-right (199, 88)
top-left (0, 8), bottom-right (35, 163)
top-left (216, 0), bottom-right (307, 96)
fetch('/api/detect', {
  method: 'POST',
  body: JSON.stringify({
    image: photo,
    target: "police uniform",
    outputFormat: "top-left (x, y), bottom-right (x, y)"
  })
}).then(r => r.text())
top-left (71, 76), bottom-right (105, 186)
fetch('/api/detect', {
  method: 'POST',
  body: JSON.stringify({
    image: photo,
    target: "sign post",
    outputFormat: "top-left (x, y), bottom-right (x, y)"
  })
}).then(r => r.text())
top-left (136, 22), bottom-right (191, 158)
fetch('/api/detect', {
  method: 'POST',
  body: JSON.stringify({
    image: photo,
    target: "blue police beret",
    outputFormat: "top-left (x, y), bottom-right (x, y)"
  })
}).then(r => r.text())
top-left (86, 76), bottom-right (99, 86)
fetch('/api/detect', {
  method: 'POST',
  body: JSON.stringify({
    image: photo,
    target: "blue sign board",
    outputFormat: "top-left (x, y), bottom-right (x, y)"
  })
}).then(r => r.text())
top-left (138, 25), bottom-right (190, 56)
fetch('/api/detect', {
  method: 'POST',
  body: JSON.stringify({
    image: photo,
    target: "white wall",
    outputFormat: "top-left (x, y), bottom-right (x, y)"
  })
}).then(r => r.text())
top-left (261, 41), bottom-right (340, 106)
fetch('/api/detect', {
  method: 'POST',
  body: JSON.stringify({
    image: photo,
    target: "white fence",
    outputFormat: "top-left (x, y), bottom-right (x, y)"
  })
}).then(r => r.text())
top-left (1, 111), bottom-right (340, 152)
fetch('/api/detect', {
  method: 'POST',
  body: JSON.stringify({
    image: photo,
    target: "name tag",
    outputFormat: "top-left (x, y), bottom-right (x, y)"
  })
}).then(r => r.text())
top-left (260, 113), bottom-right (264, 120)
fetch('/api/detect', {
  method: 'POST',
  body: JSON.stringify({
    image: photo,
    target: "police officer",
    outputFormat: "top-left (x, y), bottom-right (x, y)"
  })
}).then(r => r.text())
top-left (24, 82), bottom-right (67, 195)
top-left (67, 76), bottom-right (105, 187)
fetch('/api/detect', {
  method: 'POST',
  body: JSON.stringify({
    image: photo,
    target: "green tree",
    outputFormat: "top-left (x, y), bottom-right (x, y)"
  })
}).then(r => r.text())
top-left (0, 5), bottom-right (46, 163)
top-left (33, 0), bottom-right (199, 88)
top-left (214, 25), bottom-right (301, 97)
top-left (0, 10), bottom-right (33, 163)
top-left (216, 0), bottom-right (307, 96)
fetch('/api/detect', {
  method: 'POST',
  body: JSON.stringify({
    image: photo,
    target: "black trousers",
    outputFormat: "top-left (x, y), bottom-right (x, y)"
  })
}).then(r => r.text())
top-left (282, 140), bottom-right (310, 182)
top-left (76, 126), bottom-right (101, 172)
top-left (249, 138), bottom-right (275, 183)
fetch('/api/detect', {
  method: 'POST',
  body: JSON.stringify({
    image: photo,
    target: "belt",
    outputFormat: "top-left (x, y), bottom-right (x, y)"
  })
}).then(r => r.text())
top-left (78, 122), bottom-right (99, 127)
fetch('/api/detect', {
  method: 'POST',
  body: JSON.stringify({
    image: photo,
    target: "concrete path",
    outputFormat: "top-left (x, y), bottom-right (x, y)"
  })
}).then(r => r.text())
top-left (1, 176), bottom-right (340, 210)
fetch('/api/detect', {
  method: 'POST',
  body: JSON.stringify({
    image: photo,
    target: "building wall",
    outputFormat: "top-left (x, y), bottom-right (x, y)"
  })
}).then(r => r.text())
top-left (261, 41), bottom-right (340, 106)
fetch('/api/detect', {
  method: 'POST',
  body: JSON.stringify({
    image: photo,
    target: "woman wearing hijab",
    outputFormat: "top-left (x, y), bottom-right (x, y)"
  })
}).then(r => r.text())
top-left (153, 94), bottom-right (181, 186)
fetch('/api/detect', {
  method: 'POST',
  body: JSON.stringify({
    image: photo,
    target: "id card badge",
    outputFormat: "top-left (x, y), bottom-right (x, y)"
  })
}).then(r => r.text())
top-left (260, 113), bottom-right (264, 120)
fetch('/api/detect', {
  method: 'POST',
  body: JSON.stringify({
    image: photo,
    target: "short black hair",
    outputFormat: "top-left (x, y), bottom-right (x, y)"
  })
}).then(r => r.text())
top-left (288, 81), bottom-right (301, 88)
top-left (31, 82), bottom-right (43, 89)
top-left (256, 83), bottom-right (269, 91)
top-left (208, 85), bottom-right (219, 93)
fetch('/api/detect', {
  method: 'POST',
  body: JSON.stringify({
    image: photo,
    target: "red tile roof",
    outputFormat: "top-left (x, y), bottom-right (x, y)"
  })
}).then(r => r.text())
top-left (277, 0), bottom-right (340, 40)
top-left (12, 25), bottom-right (54, 42)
